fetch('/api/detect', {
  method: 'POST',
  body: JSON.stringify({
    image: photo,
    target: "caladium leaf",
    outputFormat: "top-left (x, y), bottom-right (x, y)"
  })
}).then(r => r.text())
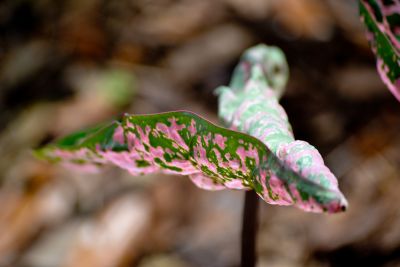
top-left (35, 111), bottom-right (269, 189)
top-left (359, 0), bottom-right (400, 101)
top-left (36, 44), bottom-right (347, 213)
top-left (36, 110), bottom-right (346, 213)
top-left (217, 44), bottom-right (347, 213)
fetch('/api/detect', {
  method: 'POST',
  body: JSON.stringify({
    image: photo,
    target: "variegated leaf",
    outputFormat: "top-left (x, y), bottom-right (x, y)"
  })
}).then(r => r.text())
top-left (36, 44), bottom-right (347, 213)
top-left (217, 44), bottom-right (347, 213)
top-left (36, 110), bottom-right (346, 213)
top-left (360, 0), bottom-right (400, 101)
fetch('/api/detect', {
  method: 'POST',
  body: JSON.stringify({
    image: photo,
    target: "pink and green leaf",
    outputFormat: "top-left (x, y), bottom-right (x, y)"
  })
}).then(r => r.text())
top-left (36, 110), bottom-right (346, 213)
top-left (359, 0), bottom-right (400, 101)
top-left (35, 44), bottom-right (347, 213)
top-left (217, 45), bottom-right (347, 213)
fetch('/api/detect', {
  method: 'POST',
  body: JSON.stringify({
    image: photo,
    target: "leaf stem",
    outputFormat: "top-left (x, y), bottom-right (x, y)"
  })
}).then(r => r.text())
top-left (240, 190), bottom-right (259, 267)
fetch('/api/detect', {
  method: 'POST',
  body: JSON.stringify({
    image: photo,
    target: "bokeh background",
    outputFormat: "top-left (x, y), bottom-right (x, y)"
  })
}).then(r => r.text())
top-left (1, 0), bottom-right (400, 266)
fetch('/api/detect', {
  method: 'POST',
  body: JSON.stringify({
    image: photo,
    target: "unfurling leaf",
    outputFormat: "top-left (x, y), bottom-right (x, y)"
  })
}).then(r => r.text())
top-left (217, 44), bottom-right (347, 213)
top-left (36, 44), bottom-right (347, 213)
top-left (359, 0), bottom-right (400, 101)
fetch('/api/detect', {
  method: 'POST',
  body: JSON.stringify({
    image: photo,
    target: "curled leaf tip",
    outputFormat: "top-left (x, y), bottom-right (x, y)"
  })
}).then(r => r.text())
top-left (230, 44), bottom-right (289, 98)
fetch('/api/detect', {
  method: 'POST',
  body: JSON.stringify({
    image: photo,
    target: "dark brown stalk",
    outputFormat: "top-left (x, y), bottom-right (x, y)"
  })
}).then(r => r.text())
top-left (240, 190), bottom-right (259, 267)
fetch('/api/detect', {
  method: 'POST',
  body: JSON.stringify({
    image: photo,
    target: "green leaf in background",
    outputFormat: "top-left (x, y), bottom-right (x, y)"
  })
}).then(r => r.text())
top-left (99, 68), bottom-right (136, 107)
top-left (359, 0), bottom-right (400, 101)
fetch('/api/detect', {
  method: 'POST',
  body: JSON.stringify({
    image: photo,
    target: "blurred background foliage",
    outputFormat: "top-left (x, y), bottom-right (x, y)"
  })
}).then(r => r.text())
top-left (0, 0), bottom-right (400, 266)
